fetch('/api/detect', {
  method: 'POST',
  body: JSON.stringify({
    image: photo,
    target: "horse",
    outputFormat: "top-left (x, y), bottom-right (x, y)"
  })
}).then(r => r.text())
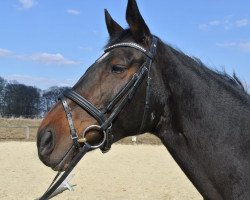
top-left (36, 0), bottom-right (250, 199)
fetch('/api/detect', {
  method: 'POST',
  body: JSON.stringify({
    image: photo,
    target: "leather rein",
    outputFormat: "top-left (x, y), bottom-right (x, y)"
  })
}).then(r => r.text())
top-left (37, 36), bottom-right (158, 199)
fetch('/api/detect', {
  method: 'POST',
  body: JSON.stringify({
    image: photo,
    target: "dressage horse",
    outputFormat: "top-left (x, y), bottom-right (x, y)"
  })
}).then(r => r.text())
top-left (37, 0), bottom-right (250, 199)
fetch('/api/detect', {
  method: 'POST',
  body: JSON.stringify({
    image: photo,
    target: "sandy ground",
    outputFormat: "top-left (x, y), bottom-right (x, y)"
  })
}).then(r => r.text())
top-left (0, 142), bottom-right (202, 200)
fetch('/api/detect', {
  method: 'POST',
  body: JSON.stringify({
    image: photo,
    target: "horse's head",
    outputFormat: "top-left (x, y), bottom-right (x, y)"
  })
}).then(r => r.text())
top-left (37, 0), bottom-right (162, 171)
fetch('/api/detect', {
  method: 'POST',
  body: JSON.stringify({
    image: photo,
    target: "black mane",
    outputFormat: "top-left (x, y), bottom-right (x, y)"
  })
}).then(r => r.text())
top-left (165, 42), bottom-right (247, 94)
top-left (193, 56), bottom-right (246, 92)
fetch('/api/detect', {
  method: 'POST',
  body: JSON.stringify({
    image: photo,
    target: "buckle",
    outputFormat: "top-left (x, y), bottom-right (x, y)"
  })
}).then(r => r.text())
top-left (70, 135), bottom-right (78, 140)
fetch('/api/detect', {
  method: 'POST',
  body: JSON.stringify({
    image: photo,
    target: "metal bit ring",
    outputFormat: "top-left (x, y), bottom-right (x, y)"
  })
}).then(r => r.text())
top-left (79, 125), bottom-right (106, 149)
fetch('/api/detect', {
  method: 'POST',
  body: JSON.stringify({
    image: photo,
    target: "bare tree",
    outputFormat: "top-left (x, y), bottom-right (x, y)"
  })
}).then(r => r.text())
top-left (3, 82), bottom-right (41, 118)
top-left (0, 77), bottom-right (7, 116)
top-left (41, 86), bottom-right (69, 115)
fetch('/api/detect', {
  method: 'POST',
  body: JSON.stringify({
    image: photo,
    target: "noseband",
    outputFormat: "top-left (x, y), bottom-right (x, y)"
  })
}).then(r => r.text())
top-left (58, 36), bottom-right (158, 153)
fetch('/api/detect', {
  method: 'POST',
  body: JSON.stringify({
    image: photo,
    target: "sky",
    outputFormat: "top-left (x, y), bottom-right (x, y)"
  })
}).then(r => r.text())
top-left (0, 0), bottom-right (250, 90)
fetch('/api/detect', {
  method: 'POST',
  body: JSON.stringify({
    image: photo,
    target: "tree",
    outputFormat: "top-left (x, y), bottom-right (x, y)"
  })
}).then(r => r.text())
top-left (3, 82), bottom-right (41, 118)
top-left (41, 86), bottom-right (69, 114)
top-left (0, 77), bottom-right (69, 118)
top-left (0, 77), bottom-right (7, 116)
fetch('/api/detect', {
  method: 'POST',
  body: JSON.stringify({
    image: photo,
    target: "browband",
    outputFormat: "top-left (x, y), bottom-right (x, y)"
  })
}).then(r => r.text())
top-left (104, 42), bottom-right (154, 59)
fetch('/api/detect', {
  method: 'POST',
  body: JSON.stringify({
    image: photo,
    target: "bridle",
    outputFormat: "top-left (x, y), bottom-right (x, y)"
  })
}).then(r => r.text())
top-left (37, 36), bottom-right (158, 199)
top-left (58, 36), bottom-right (158, 153)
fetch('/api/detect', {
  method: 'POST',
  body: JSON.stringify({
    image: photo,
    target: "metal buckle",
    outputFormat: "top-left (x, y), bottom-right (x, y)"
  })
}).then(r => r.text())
top-left (71, 135), bottom-right (78, 140)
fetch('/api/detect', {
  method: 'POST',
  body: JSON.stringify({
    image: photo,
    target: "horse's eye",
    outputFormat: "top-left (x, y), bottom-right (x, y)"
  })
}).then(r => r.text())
top-left (111, 65), bottom-right (127, 74)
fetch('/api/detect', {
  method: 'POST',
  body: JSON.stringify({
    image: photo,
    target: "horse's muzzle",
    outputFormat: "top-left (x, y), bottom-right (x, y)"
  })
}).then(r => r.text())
top-left (37, 128), bottom-right (55, 165)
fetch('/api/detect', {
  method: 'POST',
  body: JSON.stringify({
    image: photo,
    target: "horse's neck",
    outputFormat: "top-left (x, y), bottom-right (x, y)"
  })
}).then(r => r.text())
top-left (158, 46), bottom-right (250, 138)
top-left (154, 45), bottom-right (250, 199)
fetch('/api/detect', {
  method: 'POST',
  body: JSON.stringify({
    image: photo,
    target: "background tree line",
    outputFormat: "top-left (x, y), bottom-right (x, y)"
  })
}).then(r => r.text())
top-left (0, 76), bottom-right (69, 118)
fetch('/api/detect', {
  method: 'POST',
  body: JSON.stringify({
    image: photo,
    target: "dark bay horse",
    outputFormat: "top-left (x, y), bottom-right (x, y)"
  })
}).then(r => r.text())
top-left (37, 0), bottom-right (250, 199)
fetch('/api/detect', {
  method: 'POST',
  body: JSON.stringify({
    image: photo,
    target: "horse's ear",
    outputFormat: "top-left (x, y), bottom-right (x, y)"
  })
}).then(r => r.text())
top-left (105, 9), bottom-right (124, 37)
top-left (126, 0), bottom-right (151, 43)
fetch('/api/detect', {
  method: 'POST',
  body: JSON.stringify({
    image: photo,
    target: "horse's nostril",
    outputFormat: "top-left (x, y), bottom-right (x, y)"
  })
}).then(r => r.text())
top-left (39, 130), bottom-right (54, 156)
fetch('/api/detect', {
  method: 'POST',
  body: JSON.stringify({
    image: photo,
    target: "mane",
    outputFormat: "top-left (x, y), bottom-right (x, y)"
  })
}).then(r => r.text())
top-left (193, 57), bottom-right (246, 92)
top-left (166, 43), bottom-right (247, 94)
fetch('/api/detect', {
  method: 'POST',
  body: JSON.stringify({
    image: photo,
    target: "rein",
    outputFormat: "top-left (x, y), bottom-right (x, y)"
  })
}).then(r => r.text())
top-left (37, 36), bottom-right (158, 199)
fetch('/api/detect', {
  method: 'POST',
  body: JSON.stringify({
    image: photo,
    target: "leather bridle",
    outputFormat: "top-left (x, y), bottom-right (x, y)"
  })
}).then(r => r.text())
top-left (58, 36), bottom-right (158, 153)
top-left (37, 36), bottom-right (158, 199)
